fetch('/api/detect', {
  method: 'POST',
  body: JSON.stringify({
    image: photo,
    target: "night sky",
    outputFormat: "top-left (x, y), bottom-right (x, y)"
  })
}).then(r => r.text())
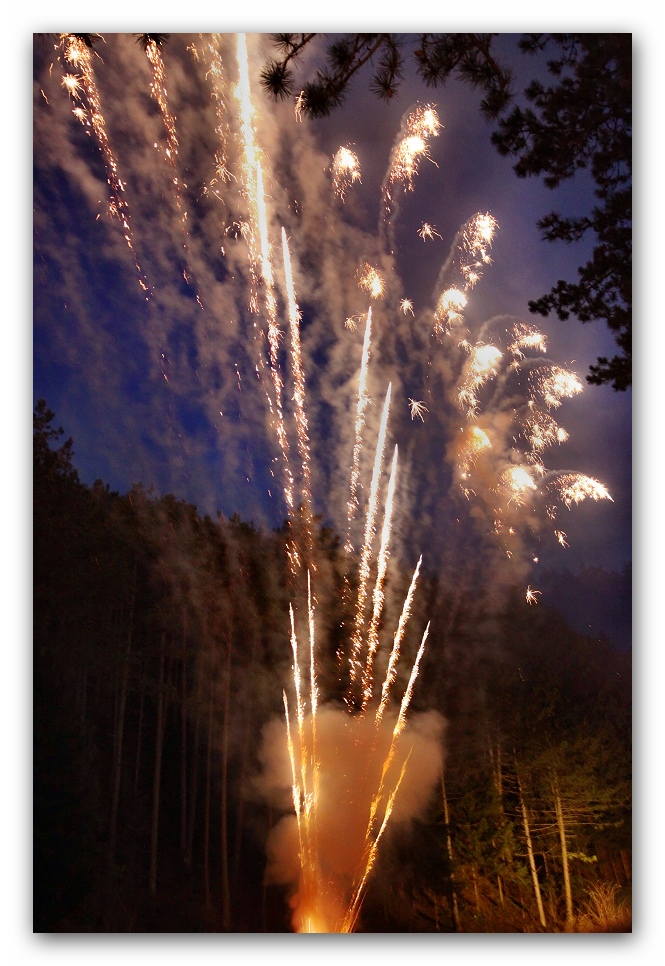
top-left (32, 34), bottom-right (630, 586)
top-left (18, 9), bottom-right (661, 960)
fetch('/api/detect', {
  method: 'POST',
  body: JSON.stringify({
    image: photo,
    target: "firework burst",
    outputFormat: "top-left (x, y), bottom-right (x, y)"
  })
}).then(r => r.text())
top-left (332, 146), bottom-right (361, 200)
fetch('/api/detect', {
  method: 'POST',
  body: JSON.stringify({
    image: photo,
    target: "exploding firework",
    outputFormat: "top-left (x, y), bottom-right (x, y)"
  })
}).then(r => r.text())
top-left (358, 263), bottom-right (385, 299)
top-left (332, 146), bottom-right (361, 200)
top-left (429, 225), bottom-right (613, 561)
top-left (418, 222), bottom-right (442, 242)
top-left (409, 399), bottom-right (428, 421)
top-left (384, 104), bottom-right (441, 199)
top-left (42, 34), bottom-right (617, 933)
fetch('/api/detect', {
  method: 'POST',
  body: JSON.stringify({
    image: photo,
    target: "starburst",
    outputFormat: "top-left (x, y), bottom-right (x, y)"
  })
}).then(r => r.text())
top-left (409, 399), bottom-right (428, 421)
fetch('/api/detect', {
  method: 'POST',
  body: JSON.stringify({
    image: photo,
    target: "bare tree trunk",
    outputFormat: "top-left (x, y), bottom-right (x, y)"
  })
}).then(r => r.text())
top-left (134, 668), bottom-right (146, 793)
top-left (149, 633), bottom-right (166, 895)
top-left (232, 704), bottom-right (252, 882)
top-left (220, 642), bottom-right (232, 930)
top-left (203, 673), bottom-right (214, 909)
top-left (180, 624), bottom-right (188, 858)
top-left (77, 665), bottom-right (88, 736)
top-left (185, 693), bottom-right (202, 870)
top-left (109, 570), bottom-right (136, 863)
top-left (515, 756), bottom-right (547, 929)
top-left (441, 772), bottom-right (461, 931)
top-left (489, 734), bottom-right (506, 909)
top-left (553, 774), bottom-right (574, 929)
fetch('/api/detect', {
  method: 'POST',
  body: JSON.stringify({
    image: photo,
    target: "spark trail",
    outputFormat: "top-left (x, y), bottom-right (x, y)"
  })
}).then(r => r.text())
top-left (142, 37), bottom-right (202, 306)
top-left (59, 34), bottom-right (150, 297)
top-left (381, 104), bottom-right (441, 244)
top-left (234, 34), bottom-right (299, 573)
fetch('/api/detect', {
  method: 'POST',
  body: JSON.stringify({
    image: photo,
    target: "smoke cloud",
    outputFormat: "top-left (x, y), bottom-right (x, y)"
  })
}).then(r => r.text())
top-left (254, 703), bottom-right (445, 931)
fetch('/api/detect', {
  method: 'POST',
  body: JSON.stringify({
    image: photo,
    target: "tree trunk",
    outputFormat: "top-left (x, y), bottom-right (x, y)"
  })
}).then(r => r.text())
top-left (134, 669), bottom-right (146, 793)
top-left (220, 642), bottom-right (232, 930)
top-left (441, 772), bottom-right (461, 931)
top-left (109, 571), bottom-right (136, 863)
top-left (515, 756), bottom-right (547, 929)
top-left (149, 633), bottom-right (166, 895)
top-left (180, 633), bottom-right (188, 858)
top-left (553, 773), bottom-right (574, 929)
top-left (203, 673), bottom-right (214, 909)
top-left (185, 693), bottom-right (202, 870)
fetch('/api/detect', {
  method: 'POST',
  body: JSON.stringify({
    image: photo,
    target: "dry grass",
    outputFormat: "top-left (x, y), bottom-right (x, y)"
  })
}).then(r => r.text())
top-left (576, 881), bottom-right (631, 933)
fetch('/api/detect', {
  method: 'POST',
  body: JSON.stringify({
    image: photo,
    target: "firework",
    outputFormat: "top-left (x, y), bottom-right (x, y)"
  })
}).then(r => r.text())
top-left (235, 34), bottom-right (299, 572)
top-left (547, 473), bottom-right (614, 509)
top-left (358, 263), bottom-right (385, 299)
top-left (434, 287), bottom-right (467, 334)
top-left (41, 37), bottom-right (617, 933)
top-left (347, 384), bottom-right (392, 692)
top-left (58, 34), bottom-right (150, 297)
top-left (418, 222), bottom-right (442, 241)
top-left (332, 146), bottom-right (361, 200)
top-left (384, 104), bottom-right (441, 199)
top-left (409, 399), bottom-right (428, 421)
top-left (529, 365), bottom-right (584, 409)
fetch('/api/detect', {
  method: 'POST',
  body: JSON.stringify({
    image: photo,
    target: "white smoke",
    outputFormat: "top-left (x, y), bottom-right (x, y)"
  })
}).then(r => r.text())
top-left (254, 702), bottom-right (445, 931)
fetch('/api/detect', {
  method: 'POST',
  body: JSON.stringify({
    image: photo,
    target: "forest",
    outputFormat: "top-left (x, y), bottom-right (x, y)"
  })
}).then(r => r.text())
top-left (33, 399), bottom-right (631, 934)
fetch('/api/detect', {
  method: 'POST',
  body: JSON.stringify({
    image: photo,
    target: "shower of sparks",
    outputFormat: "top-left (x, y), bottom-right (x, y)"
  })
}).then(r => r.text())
top-left (507, 321), bottom-right (547, 359)
top-left (143, 37), bottom-right (203, 305)
top-left (360, 444), bottom-right (399, 711)
top-left (400, 298), bottom-right (414, 315)
top-left (235, 34), bottom-right (299, 573)
top-left (285, 412), bottom-right (429, 931)
top-left (409, 399), bottom-right (428, 421)
top-left (418, 222), bottom-right (442, 241)
top-left (524, 411), bottom-right (569, 453)
top-left (332, 146), bottom-right (361, 200)
top-left (344, 310), bottom-right (373, 548)
top-left (459, 212), bottom-right (498, 290)
top-left (503, 465), bottom-right (538, 504)
top-left (434, 287), bottom-right (467, 334)
top-left (196, 35), bottom-right (235, 198)
top-left (529, 365), bottom-right (584, 409)
top-left (358, 263), bottom-right (385, 299)
top-left (525, 585), bottom-right (542, 605)
top-left (548, 473), bottom-right (614, 509)
top-left (385, 104), bottom-right (441, 199)
top-left (429, 216), bottom-right (613, 557)
top-left (58, 34), bottom-right (150, 298)
top-left (282, 228), bottom-right (316, 566)
top-left (457, 343), bottom-right (503, 416)
top-left (348, 383), bottom-right (392, 692)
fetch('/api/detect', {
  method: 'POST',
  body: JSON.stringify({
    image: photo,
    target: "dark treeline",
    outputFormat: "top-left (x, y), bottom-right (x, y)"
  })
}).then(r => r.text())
top-left (33, 401), bottom-right (631, 933)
